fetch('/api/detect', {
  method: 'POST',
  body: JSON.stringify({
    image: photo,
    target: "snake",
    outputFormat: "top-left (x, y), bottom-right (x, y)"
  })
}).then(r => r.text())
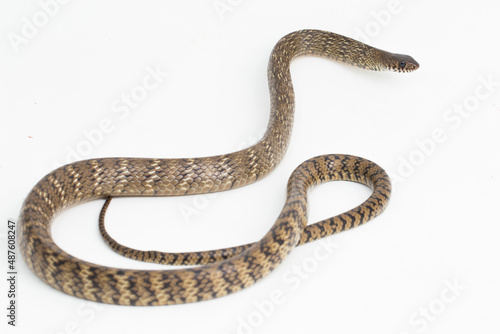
top-left (18, 30), bottom-right (418, 306)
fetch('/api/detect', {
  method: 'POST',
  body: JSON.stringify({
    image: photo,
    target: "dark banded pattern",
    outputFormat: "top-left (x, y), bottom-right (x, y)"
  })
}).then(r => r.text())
top-left (98, 155), bottom-right (391, 266)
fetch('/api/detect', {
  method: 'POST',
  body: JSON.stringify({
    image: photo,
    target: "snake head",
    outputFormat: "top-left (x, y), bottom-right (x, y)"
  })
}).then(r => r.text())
top-left (385, 53), bottom-right (420, 73)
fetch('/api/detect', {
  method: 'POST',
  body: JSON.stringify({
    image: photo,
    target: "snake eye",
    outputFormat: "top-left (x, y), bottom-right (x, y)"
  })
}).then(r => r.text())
top-left (398, 61), bottom-right (406, 69)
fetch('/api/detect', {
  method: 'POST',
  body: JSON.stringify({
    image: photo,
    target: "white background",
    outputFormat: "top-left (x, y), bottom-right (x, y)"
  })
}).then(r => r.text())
top-left (1, 0), bottom-right (499, 333)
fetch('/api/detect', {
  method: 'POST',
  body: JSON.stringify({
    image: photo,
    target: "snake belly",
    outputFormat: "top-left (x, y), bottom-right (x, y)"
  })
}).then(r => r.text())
top-left (18, 30), bottom-right (418, 305)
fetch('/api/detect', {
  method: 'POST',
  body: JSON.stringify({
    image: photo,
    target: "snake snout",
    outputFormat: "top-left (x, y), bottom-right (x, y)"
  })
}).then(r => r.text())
top-left (403, 56), bottom-right (419, 72)
top-left (391, 53), bottom-right (419, 72)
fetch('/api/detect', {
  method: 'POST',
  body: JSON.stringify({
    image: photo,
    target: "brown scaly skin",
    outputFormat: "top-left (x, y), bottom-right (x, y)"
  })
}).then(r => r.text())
top-left (99, 155), bottom-right (391, 266)
top-left (18, 30), bottom-right (418, 306)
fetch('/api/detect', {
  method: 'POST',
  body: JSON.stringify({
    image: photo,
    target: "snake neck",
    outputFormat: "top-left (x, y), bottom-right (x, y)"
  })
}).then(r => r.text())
top-left (260, 30), bottom-right (385, 170)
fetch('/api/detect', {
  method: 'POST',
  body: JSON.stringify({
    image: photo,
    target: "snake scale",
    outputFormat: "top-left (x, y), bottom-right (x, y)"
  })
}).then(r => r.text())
top-left (18, 30), bottom-right (418, 306)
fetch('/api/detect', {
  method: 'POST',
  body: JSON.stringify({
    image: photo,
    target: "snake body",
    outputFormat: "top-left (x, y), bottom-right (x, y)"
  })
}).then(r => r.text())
top-left (18, 30), bottom-right (418, 306)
